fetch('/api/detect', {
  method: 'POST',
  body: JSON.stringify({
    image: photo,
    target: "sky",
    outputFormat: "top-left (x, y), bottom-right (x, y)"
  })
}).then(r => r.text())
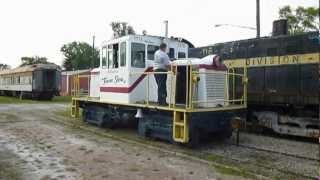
top-left (0, 0), bottom-right (318, 68)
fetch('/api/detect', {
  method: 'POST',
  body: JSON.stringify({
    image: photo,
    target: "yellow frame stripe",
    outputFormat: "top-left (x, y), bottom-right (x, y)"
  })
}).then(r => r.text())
top-left (224, 53), bottom-right (320, 68)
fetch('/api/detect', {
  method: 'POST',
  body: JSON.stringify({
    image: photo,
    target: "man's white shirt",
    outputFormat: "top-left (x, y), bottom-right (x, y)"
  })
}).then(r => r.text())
top-left (154, 50), bottom-right (170, 70)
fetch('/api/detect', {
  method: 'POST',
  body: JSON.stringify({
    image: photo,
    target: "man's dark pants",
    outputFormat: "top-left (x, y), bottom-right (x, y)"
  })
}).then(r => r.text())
top-left (154, 69), bottom-right (167, 105)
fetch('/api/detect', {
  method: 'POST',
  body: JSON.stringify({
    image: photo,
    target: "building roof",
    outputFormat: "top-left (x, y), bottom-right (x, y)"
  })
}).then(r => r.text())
top-left (61, 69), bottom-right (91, 76)
top-left (0, 64), bottom-right (60, 75)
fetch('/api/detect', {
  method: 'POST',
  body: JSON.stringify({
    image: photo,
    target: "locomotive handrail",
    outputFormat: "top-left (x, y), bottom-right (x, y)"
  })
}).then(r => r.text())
top-left (192, 99), bottom-right (244, 103)
top-left (71, 73), bottom-right (90, 98)
top-left (129, 64), bottom-right (248, 111)
top-left (129, 71), bottom-right (173, 75)
top-left (129, 65), bottom-right (177, 108)
top-left (190, 67), bottom-right (247, 108)
top-left (229, 68), bottom-right (236, 104)
top-left (71, 64), bottom-right (248, 112)
top-left (193, 72), bottom-right (244, 76)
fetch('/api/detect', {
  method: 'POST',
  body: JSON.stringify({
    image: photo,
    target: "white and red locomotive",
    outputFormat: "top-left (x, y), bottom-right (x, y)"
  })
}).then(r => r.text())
top-left (72, 34), bottom-right (247, 145)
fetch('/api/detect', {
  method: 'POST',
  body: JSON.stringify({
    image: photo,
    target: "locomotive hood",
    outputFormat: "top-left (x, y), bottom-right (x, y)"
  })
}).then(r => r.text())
top-left (172, 55), bottom-right (227, 70)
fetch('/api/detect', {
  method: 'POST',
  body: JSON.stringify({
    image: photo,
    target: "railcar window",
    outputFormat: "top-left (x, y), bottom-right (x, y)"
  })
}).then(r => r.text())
top-left (101, 47), bottom-right (107, 68)
top-left (108, 50), bottom-right (113, 69)
top-left (131, 43), bottom-right (145, 68)
top-left (120, 42), bottom-right (126, 67)
top-left (168, 48), bottom-right (175, 59)
top-left (147, 45), bottom-right (159, 60)
top-left (113, 44), bottom-right (119, 68)
top-left (107, 44), bottom-right (119, 69)
top-left (178, 52), bottom-right (186, 58)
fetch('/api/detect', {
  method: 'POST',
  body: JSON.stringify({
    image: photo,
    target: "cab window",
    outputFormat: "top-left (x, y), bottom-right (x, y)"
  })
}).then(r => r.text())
top-left (120, 42), bottom-right (126, 67)
top-left (147, 45), bottom-right (159, 60)
top-left (178, 52), bottom-right (186, 58)
top-left (107, 50), bottom-right (113, 68)
top-left (101, 47), bottom-right (107, 67)
top-left (131, 43), bottom-right (145, 68)
top-left (108, 44), bottom-right (119, 69)
top-left (168, 48), bottom-right (175, 59)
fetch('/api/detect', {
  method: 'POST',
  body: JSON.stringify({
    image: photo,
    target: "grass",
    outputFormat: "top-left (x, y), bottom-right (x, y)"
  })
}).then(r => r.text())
top-left (0, 163), bottom-right (21, 180)
top-left (0, 113), bottom-right (19, 121)
top-left (0, 152), bottom-right (22, 180)
top-left (54, 107), bottom-right (83, 119)
top-left (211, 164), bottom-right (255, 179)
top-left (51, 96), bottom-right (72, 102)
top-left (0, 96), bottom-right (72, 104)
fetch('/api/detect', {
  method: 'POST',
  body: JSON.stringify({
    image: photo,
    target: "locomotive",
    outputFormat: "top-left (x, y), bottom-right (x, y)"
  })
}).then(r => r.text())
top-left (71, 34), bottom-right (248, 146)
top-left (0, 64), bottom-right (61, 100)
top-left (189, 31), bottom-right (320, 138)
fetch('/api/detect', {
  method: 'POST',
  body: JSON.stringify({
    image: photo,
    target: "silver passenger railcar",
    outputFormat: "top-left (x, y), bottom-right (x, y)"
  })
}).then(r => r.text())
top-left (0, 64), bottom-right (61, 100)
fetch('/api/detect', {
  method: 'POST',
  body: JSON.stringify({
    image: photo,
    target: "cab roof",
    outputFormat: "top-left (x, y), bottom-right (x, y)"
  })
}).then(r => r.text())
top-left (102, 34), bottom-right (194, 48)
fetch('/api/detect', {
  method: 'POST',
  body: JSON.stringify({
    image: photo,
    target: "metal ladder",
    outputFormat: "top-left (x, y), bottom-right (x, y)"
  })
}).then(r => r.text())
top-left (71, 98), bottom-right (79, 118)
top-left (173, 111), bottom-right (189, 143)
top-left (71, 74), bottom-right (80, 118)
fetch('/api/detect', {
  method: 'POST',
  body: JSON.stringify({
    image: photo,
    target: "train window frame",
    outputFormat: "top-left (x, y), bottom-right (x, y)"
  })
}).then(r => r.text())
top-left (101, 47), bottom-right (107, 69)
top-left (113, 44), bottom-right (120, 69)
top-left (147, 45), bottom-right (159, 60)
top-left (168, 48), bottom-right (175, 59)
top-left (131, 42), bottom-right (146, 68)
top-left (107, 43), bottom-right (119, 69)
top-left (107, 49), bottom-right (113, 69)
top-left (120, 41), bottom-right (127, 67)
top-left (178, 52), bottom-right (186, 58)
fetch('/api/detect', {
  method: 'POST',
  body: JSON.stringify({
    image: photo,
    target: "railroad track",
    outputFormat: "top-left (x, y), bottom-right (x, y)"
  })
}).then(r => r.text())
top-left (47, 113), bottom-right (318, 180)
top-left (221, 130), bottom-right (319, 162)
top-left (229, 142), bottom-right (319, 162)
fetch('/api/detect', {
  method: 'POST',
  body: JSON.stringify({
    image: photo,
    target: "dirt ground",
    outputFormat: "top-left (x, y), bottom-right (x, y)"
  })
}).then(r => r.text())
top-left (0, 103), bottom-right (247, 180)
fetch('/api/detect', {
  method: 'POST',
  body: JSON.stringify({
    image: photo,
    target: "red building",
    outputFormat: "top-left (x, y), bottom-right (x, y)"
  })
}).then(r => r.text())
top-left (60, 69), bottom-right (91, 96)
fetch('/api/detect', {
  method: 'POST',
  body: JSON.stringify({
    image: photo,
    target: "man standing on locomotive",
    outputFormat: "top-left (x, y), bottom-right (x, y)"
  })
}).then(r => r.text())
top-left (154, 43), bottom-right (171, 105)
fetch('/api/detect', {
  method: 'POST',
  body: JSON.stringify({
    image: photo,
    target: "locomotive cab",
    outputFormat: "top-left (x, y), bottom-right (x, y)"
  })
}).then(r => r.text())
top-left (97, 35), bottom-right (189, 104)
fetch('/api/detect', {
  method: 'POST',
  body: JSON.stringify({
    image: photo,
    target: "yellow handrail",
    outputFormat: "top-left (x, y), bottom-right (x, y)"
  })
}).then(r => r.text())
top-left (73, 66), bottom-right (248, 112)
top-left (71, 73), bottom-right (91, 98)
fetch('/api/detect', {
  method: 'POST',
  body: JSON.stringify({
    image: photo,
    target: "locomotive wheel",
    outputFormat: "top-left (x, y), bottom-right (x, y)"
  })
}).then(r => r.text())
top-left (251, 117), bottom-right (264, 134)
top-left (101, 114), bottom-right (113, 128)
top-left (137, 118), bottom-right (151, 138)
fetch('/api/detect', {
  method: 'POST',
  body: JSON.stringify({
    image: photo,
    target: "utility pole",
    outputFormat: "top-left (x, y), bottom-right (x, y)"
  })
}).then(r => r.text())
top-left (256, 0), bottom-right (260, 38)
top-left (92, 35), bottom-right (95, 69)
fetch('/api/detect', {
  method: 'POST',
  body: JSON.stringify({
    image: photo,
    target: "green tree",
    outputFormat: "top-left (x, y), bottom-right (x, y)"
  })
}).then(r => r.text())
top-left (20, 56), bottom-right (48, 67)
top-left (110, 22), bottom-right (135, 38)
top-left (0, 63), bottom-right (10, 70)
top-left (279, 5), bottom-right (319, 34)
top-left (61, 41), bottom-right (100, 71)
